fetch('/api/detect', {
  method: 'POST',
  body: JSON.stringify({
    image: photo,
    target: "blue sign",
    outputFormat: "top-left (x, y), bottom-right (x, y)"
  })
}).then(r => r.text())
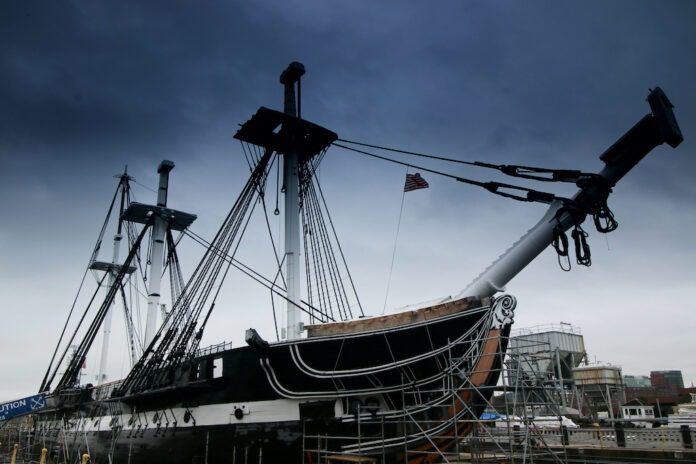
top-left (0, 394), bottom-right (47, 421)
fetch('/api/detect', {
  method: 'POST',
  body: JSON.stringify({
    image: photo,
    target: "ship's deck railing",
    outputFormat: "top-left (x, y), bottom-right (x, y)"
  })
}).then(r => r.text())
top-left (92, 380), bottom-right (124, 401)
top-left (195, 341), bottom-right (233, 358)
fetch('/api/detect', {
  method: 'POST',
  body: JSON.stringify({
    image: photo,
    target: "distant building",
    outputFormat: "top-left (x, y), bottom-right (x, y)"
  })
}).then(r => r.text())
top-left (624, 375), bottom-right (651, 388)
top-left (622, 370), bottom-right (685, 417)
top-left (651, 370), bottom-right (684, 389)
top-left (620, 401), bottom-right (656, 424)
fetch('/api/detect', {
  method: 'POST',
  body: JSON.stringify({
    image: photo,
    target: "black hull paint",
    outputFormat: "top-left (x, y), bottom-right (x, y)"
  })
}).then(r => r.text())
top-left (33, 296), bottom-right (514, 463)
top-left (36, 421), bottom-right (302, 464)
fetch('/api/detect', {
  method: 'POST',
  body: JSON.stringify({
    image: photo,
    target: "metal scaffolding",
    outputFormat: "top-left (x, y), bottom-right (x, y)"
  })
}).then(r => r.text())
top-left (302, 333), bottom-right (571, 463)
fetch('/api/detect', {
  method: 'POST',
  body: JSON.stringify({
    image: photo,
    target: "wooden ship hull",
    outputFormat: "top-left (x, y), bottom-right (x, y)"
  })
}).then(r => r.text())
top-left (33, 295), bottom-right (515, 463)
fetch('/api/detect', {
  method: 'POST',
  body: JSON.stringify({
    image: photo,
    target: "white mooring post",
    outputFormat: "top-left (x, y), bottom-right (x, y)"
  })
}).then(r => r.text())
top-left (144, 160), bottom-right (175, 347)
top-left (280, 62), bottom-right (305, 340)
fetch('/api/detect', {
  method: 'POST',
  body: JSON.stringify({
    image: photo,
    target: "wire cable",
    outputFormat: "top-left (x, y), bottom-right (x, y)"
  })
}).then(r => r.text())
top-left (337, 138), bottom-right (478, 167)
top-left (333, 143), bottom-right (560, 205)
top-left (337, 138), bottom-right (595, 183)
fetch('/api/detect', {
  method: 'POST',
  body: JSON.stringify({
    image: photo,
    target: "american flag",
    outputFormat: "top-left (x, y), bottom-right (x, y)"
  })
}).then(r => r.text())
top-left (404, 173), bottom-right (429, 192)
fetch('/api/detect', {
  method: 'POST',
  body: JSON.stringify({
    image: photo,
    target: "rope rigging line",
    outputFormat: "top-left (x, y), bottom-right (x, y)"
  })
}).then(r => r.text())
top-left (189, 177), bottom-right (266, 357)
top-left (336, 138), bottom-right (477, 167)
top-left (240, 141), bottom-right (255, 172)
top-left (302, 182), bottom-right (336, 319)
top-left (171, 186), bottom-right (257, 354)
top-left (124, 189), bottom-right (149, 292)
top-left (167, 159), bottom-right (341, 331)
top-left (117, 147), bottom-right (341, 396)
top-left (40, 272), bottom-right (109, 392)
top-left (120, 194), bottom-right (255, 393)
top-left (550, 205), bottom-right (594, 271)
top-left (592, 197), bottom-right (619, 233)
top-left (55, 219), bottom-right (153, 391)
top-left (552, 218), bottom-right (571, 272)
top-left (471, 161), bottom-right (596, 183)
top-left (332, 143), bottom-right (560, 205)
top-left (336, 138), bottom-right (597, 183)
top-left (303, 180), bottom-right (350, 321)
top-left (335, 140), bottom-right (621, 275)
top-left (165, 228), bottom-right (186, 327)
top-left (571, 224), bottom-right (592, 267)
top-left (258, 153), bottom-right (286, 289)
top-left (126, 220), bottom-right (149, 285)
top-left (299, 158), bottom-right (326, 320)
top-left (119, 282), bottom-right (142, 366)
top-left (299, 153), bottom-right (364, 321)
top-left (301, 206), bottom-right (319, 323)
top-left (312, 169), bottom-right (365, 318)
top-left (269, 256), bottom-right (287, 341)
top-left (183, 228), bottom-right (288, 294)
top-left (131, 178), bottom-right (157, 195)
top-left (183, 228), bottom-right (333, 328)
top-left (310, 198), bottom-right (342, 319)
top-left (40, 177), bottom-right (123, 393)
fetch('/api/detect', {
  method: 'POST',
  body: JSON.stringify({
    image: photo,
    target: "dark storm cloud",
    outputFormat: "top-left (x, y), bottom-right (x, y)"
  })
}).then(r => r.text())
top-left (1, 2), bottom-right (262, 153)
top-left (1, 0), bottom-right (695, 397)
top-left (3, 1), bottom-right (693, 166)
top-left (1, 0), bottom-right (694, 228)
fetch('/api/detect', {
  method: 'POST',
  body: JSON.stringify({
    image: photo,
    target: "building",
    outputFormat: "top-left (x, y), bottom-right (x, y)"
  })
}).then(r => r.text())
top-left (621, 371), bottom-right (685, 418)
top-left (624, 375), bottom-right (651, 388)
top-left (651, 370), bottom-right (684, 389)
top-left (620, 400), bottom-right (656, 425)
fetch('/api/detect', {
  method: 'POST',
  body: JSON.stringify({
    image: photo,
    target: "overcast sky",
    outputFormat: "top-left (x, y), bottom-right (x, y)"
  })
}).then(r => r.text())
top-left (1, 1), bottom-right (695, 401)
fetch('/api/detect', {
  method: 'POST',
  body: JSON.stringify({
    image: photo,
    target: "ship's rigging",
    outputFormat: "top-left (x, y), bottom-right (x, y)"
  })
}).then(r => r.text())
top-left (39, 64), bottom-right (681, 407)
top-left (333, 106), bottom-right (677, 271)
top-left (39, 165), bottom-right (197, 393)
top-left (8, 62), bottom-right (683, 464)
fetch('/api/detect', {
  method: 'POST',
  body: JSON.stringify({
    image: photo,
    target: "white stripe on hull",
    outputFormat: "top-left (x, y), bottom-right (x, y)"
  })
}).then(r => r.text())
top-left (38, 398), bottom-right (327, 433)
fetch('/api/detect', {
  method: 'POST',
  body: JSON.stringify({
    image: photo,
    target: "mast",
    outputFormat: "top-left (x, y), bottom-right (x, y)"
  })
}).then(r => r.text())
top-left (232, 63), bottom-right (337, 335)
top-left (458, 87), bottom-right (682, 299)
top-left (95, 171), bottom-right (129, 384)
top-left (144, 160), bottom-right (175, 347)
top-left (281, 62), bottom-right (305, 340)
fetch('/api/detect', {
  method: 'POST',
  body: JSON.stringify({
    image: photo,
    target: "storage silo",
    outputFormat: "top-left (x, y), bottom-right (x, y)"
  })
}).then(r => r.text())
top-left (506, 323), bottom-right (587, 414)
top-left (572, 365), bottom-right (625, 419)
top-left (508, 323), bottom-right (586, 382)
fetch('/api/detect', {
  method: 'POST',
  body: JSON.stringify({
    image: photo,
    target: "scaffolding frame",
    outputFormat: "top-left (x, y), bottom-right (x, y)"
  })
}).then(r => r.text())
top-left (302, 333), bottom-right (571, 463)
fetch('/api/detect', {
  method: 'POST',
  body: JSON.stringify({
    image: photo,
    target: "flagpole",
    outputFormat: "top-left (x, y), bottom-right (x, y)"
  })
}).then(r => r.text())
top-left (382, 168), bottom-right (409, 314)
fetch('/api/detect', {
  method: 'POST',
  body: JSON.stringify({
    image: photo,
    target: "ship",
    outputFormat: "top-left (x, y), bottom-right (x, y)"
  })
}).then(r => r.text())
top-left (10, 62), bottom-right (682, 463)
